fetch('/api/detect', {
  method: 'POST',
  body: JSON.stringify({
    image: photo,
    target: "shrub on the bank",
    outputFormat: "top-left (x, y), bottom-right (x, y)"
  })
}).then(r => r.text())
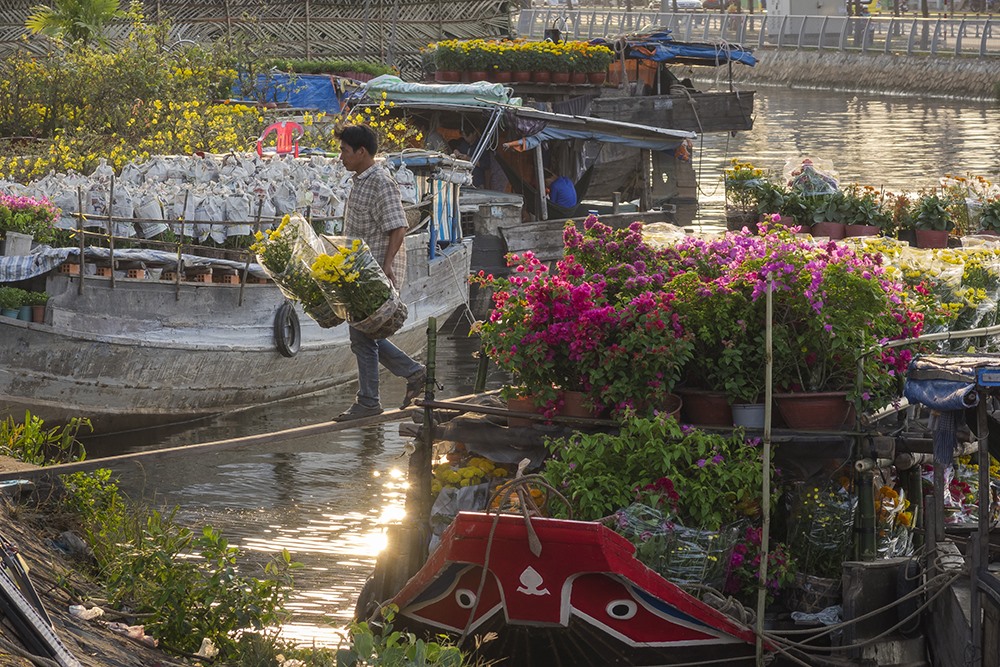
top-left (0, 411), bottom-right (89, 465)
top-left (58, 469), bottom-right (300, 660)
top-left (0, 8), bottom-right (266, 181)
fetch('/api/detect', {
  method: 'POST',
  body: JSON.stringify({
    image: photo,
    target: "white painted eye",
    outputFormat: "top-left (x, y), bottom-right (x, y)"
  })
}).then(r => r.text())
top-left (455, 588), bottom-right (477, 609)
top-left (606, 599), bottom-right (637, 620)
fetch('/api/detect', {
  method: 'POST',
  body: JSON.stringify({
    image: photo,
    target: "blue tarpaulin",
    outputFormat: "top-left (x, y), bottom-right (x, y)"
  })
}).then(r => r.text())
top-left (233, 72), bottom-right (347, 113)
top-left (593, 32), bottom-right (757, 67)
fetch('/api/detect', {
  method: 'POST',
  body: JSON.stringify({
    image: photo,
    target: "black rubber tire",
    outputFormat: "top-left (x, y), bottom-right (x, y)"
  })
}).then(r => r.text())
top-left (274, 302), bottom-right (301, 358)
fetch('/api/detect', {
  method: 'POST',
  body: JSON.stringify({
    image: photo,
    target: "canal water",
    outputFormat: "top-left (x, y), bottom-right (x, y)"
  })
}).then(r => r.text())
top-left (86, 86), bottom-right (1000, 647)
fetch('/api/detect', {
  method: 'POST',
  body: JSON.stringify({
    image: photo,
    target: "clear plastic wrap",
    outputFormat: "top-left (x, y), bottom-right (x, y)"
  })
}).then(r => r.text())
top-left (252, 213), bottom-right (344, 328)
top-left (785, 157), bottom-right (840, 197)
top-left (614, 503), bottom-right (741, 589)
top-left (786, 481), bottom-right (856, 579)
top-left (314, 235), bottom-right (407, 338)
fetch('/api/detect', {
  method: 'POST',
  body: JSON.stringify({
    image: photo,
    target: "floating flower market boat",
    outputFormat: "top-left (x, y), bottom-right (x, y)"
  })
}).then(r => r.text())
top-left (388, 511), bottom-right (761, 666)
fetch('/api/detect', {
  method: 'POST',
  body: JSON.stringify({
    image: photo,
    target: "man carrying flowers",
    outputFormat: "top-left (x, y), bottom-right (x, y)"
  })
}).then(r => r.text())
top-left (333, 124), bottom-right (425, 421)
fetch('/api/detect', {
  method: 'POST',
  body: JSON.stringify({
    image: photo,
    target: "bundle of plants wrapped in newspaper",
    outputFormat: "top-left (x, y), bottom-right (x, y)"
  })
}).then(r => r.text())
top-left (311, 235), bottom-right (407, 339)
top-left (250, 213), bottom-right (344, 328)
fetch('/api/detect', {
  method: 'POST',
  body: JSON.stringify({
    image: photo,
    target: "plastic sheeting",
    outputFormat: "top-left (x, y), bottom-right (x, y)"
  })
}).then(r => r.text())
top-left (362, 75), bottom-right (520, 107)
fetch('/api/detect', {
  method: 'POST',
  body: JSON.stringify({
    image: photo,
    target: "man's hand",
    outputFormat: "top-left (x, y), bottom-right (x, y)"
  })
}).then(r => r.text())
top-left (383, 264), bottom-right (398, 290)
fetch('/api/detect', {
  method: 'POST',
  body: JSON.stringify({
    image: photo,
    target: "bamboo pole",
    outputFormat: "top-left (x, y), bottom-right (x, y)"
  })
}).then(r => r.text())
top-left (107, 176), bottom-right (116, 290)
top-left (755, 275), bottom-right (773, 665)
top-left (76, 187), bottom-right (85, 295)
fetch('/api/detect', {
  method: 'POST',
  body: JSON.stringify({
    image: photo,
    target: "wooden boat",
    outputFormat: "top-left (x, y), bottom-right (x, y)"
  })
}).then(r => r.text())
top-left (388, 512), bottom-right (761, 665)
top-left (0, 154), bottom-right (472, 434)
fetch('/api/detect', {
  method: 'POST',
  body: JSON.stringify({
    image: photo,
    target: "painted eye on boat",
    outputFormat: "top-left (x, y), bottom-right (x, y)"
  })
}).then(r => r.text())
top-left (605, 599), bottom-right (637, 620)
top-left (455, 588), bottom-right (477, 609)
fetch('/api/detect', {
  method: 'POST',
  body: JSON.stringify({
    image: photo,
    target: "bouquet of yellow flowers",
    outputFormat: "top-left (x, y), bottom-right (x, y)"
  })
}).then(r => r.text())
top-left (250, 213), bottom-right (344, 328)
top-left (312, 235), bottom-right (408, 338)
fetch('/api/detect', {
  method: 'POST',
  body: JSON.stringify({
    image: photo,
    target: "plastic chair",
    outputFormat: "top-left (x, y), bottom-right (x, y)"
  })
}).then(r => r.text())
top-left (256, 121), bottom-right (304, 158)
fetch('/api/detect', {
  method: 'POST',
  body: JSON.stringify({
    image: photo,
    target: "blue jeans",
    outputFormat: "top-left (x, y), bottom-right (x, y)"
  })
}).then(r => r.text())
top-left (349, 326), bottom-right (423, 408)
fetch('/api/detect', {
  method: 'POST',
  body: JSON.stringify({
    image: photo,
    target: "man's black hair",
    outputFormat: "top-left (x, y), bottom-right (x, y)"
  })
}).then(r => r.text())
top-left (337, 124), bottom-right (378, 155)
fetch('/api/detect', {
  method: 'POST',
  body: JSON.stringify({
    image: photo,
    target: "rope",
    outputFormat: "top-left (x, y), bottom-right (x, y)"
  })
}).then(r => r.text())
top-left (457, 472), bottom-right (573, 647)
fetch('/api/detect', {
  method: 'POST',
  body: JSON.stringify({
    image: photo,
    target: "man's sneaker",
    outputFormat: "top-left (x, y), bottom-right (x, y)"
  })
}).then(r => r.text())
top-left (333, 403), bottom-right (384, 422)
top-left (400, 368), bottom-right (427, 409)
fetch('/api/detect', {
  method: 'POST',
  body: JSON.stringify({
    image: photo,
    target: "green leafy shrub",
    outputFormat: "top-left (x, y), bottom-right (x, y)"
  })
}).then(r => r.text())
top-left (58, 468), bottom-right (300, 660)
top-left (337, 605), bottom-right (469, 667)
top-left (0, 286), bottom-right (29, 310)
top-left (0, 8), bottom-right (266, 182)
top-left (266, 58), bottom-right (395, 76)
top-left (541, 413), bottom-right (773, 529)
top-left (0, 411), bottom-right (89, 465)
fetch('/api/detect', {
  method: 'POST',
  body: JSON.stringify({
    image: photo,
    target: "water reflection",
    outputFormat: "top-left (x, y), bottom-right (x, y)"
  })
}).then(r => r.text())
top-left (87, 88), bottom-right (1000, 648)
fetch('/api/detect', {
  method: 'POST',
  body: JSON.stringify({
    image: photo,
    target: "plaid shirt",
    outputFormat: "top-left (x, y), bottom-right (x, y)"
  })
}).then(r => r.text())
top-left (344, 163), bottom-right (408, 285)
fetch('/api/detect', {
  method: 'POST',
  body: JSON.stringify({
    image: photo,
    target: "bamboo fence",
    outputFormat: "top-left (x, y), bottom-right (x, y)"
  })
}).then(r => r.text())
top-left (0, 0), bottom-right (516, 76)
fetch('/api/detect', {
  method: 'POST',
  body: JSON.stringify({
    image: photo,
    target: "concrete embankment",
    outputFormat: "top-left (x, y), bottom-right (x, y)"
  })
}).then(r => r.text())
top-left (706, 49), bottom-right (1000, 101)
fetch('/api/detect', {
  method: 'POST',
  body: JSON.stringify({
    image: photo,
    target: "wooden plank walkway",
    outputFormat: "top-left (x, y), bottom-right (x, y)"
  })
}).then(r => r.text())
top-left (0, 407), bottom-right (419, 482)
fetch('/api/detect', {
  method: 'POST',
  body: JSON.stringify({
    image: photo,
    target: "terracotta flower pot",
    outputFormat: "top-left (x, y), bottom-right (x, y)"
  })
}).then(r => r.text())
top-left (569, 71), bottom-right (588, 84)
top-left (512, 70), bottom-right (532, 83)
top-left (810, 221), bottom-right (847, 240)
top-left (558, 390), bottom-right (593, 418)
top-left (488, 70), bottom-right (512, 83)
top-left (587, 71), bottom-right (607, 85)
top-left (914, 228), bottom-right (950, 249)
top-left (465, 70), bottom-right (488, 82)
top-left (774, 392), bottom-right (852, 430)
top-left (675, 388), bottom-right (732, 426)
top-left (506, 395), bottom-right (540, 427)
top-left (845, 224), bottom-right (880, 238)
top-left (551, 71), bottom-right (571, 84)
top-left (31, 304), bottom-right (45, 324)
top-left (532, 70), bottom-right (552, 84)
top-left (435, 70), bottom-right (461, 83)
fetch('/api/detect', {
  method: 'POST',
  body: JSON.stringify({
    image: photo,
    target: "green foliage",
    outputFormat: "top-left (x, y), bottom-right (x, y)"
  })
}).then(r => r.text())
top-left (541, 413), bottom-right (773, 529)
top-left (337, 605), bottom-right (468, 667)
top-left (978, 197), bottom-right (1000, 232)
top-left (668, 272), bottom-right (766, 404)
top-left (1, 10), bottom-right (265, 181)
top-left (811, 191), bottom-right (852, 225)
top-left (57, 467), bottom-right (300, 660)
top-left (752, 180), bottom-right (787, 218)
top-left (0, 285), bottom-right (28, 310)
top-left (25, 0), bottom-right (125, 48)
top-left (913, 190), bottom-right (955, 231)
top-left (26, 290), bottom-right (49, 306)
top-left (841, 183), bottom-right (894, 230)
top-left (786, 480), bottom-right (856, 579)
top-left (0, 411), bottom-right (89, 465)
top-left (267, 58), bottom-right (396, 77)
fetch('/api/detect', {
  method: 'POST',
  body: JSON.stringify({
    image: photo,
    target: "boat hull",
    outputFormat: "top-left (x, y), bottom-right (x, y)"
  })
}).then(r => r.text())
top-left (0, 235), bottom-right (471, 433)
top-left (389, 512), bottom-right (759, 666)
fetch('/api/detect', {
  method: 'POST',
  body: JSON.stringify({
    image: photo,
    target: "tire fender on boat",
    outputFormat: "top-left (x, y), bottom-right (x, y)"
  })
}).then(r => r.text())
top-left (274, 302), bottom-right (301, 358)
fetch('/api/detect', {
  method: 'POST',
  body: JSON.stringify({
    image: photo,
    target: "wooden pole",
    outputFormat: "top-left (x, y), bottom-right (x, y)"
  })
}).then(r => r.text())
top-left (755, 275), bottom-right (773, 665)
top-left (305, 0), bottom-right (312, 59)
top-left (107, 176), bottom-right (116, 290)
top-left (76, 187), bottom-right (85, 295)
top-left (535, 145), bottom-right (548, 221)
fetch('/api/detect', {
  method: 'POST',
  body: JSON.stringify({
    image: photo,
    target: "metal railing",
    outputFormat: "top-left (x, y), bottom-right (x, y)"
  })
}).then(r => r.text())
top-left (518, 8), bottom-right (999, 57)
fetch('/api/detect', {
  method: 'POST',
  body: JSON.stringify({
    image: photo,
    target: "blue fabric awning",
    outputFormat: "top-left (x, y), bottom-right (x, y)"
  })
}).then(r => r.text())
top-left (593, 32), bottom-right (757, 67)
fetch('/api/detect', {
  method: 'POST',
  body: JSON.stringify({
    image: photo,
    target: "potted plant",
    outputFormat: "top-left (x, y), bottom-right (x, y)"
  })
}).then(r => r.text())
top-left (1, 193), bottom-right (58, 254)
top-left (809, 191), bottom-right (851, 240)
top-left (27, 291), bottom-right (49, 323)
top-left (585, 44), bottom-right (614, 84)
top-left (724, 159), bottom-right (766, 231)
top-left (976, 197), bottom-right (1000, 235)
top-left (0, 286), bottom-right (28, 318)
top-left (842, 184), bottom-right (893, 237)
top-left (912, 189), bottom-right (955, 248)
top-left (752, 180), bottom-right (788, 225)
top-left (430, 40), bottom-right (463, 82)
top-left (785, 480), bottom-right (856, 613)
